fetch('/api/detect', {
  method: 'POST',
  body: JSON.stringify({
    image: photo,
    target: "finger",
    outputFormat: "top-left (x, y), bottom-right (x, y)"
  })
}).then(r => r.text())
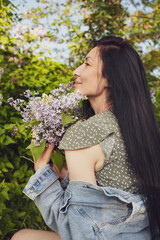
top-left (41, 145), bottom-right (54, 160)
top-left (52, 163), bottom-right (60, 174)
top-left (48, 144), bottom-right (55, 151)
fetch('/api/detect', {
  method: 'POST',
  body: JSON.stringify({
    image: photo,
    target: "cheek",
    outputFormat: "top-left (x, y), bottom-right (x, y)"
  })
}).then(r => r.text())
top-left (81, 71), bottom-right (87, 82)
top-left (81, 69), bottom-right (96, 84)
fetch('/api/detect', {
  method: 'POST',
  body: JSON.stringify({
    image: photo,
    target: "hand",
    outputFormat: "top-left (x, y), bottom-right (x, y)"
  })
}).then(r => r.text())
top-left (52, 163), bottom-right (68, 180)
top-left (34, 145), bottom-right (55, 172)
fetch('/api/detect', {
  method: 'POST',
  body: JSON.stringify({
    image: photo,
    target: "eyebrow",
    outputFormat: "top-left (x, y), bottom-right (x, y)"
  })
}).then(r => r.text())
top-left (85, 56), bottom-right (94, 62)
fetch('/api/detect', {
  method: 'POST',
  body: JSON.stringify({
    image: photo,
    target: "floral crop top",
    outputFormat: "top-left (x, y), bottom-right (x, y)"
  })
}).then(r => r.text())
top-left (59, 110), bottom-right (139, 194)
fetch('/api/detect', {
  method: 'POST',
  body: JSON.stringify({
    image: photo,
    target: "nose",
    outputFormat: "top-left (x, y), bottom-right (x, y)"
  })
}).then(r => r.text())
top-left (73, 64), bottom-right (83, 77)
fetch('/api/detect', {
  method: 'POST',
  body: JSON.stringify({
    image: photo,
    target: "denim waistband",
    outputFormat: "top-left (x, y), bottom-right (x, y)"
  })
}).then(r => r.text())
top-left (68, 180), bottom-right (143, 203)
top-left (63, 181), bottom-right (146, 219)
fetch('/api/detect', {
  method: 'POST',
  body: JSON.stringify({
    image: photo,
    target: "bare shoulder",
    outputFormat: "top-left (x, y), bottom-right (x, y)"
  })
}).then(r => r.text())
top-left (65, 144), bottom-right (104, 185)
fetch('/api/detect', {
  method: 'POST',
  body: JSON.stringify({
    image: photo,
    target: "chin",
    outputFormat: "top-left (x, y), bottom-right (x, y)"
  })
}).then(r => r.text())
top-left (74, 86), bottom-right (81, 93)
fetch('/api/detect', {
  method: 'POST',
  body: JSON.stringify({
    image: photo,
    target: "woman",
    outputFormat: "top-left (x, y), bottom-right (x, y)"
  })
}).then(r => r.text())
top-left (12, 36), bottom-right (160, 240)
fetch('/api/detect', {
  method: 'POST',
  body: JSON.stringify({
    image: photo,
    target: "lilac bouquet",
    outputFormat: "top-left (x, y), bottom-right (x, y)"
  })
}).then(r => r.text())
top-left (8, 83), bottom-right (86, 168)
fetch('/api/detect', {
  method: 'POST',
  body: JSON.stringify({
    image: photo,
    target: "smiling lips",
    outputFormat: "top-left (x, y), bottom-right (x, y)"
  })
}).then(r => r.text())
top-left (74, 81), bottom-right (81, 87)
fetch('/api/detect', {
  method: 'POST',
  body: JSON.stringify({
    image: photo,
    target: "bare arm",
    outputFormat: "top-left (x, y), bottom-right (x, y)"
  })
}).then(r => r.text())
top-left (65, 144), bottom-right (104, 185)
top-left (34, 143), bottom-right (104, 185)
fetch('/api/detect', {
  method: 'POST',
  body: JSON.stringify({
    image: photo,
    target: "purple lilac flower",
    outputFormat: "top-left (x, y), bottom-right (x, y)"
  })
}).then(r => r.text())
top-left (8, 83), bottom-right (85, 146)
top-left (11, 125), bottom-right (19, 136)
top-left (24, 89), bottom-right (32, 98)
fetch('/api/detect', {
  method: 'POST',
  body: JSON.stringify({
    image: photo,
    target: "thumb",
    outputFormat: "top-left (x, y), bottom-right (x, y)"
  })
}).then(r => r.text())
top-left (42, 145), bottom-right (55, 160)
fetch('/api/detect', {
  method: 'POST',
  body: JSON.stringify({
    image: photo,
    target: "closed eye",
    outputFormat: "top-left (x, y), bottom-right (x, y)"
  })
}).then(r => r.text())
top-left (84, 62), bottom-right (90, 66)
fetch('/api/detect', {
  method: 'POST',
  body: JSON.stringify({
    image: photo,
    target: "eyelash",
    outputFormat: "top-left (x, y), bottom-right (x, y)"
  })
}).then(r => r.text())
top-left (85, 62), bottom-right (90, 66)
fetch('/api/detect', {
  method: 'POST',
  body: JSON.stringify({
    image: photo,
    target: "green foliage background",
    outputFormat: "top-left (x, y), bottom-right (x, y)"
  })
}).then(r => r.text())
top-left (0, 0), bottom-right (159, 239)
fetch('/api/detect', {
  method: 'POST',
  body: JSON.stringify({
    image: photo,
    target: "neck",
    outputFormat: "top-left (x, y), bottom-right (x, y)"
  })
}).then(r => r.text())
top-left (88, 94), bottom-right (113, 114)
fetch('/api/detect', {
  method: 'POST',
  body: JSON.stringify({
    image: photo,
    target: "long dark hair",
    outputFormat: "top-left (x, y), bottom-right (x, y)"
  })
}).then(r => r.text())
top-left (90, 36), bottom-right (160, 239)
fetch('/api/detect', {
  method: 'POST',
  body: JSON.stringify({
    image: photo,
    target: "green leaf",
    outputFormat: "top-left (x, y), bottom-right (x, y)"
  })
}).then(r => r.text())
top-left (29, 34), bottom-right (38, 41)
top-left (0, 110), bottom-right (7, 118)
top-left (26, 140), bottom-right (46, 162)
top-left (0, 128), bottom-right (5, 135)
top-left (0, 134), bottom-right (5, 144)
top-left (18, 124), bottom-right (28, 137)
top-left (5, 162), bottom-right (14, 169)
top-left (4, 124), bottom-right (15, 130)
top-left (0, 55), bottom-right (4, 62)
top-left (51, 151), bottom-right (65, 171)
top-left (0, 36), bottom-right (9, 44)
top-left (4, 136), bottom-right (15, 145)
top-left (1, 190), bottom-right (9, 200)
top-left (61, 111), bottom-right (74, 127)
top-left (18, 211), bottom-right (26, 218)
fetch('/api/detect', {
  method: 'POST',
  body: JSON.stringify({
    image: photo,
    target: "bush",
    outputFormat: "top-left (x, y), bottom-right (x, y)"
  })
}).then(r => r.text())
top-left (0, 4), bottom-right (73, 239)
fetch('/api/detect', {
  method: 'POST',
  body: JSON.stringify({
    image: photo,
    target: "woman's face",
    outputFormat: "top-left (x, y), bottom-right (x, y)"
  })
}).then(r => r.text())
top-left (73, 47), bottom-right (108, 98)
